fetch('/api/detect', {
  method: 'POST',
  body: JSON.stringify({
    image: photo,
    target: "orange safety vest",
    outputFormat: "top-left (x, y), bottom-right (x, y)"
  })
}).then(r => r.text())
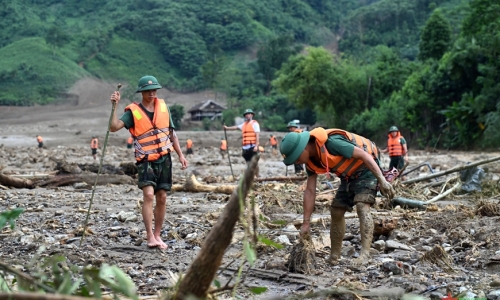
top-left (220, 140), bottom-right (227, 150)
top-left (306, 128), bottom-right (379, 178)
top-left (90, 138), bottom-right (98, 149)
top-left (125, 98), bottom-right (173, 162)
top-left (127, 137), bottom-right (133, 145)
top-left (242, 120), bottom-right (258, 146)
top-left (37, 136), bottom-right (43, 143)
top-left (186, 139), bottom-right (193, 149)
top-left (387, 132), bottom-right (404, 157)
top-left (270, 136), bottom-right (277, 146)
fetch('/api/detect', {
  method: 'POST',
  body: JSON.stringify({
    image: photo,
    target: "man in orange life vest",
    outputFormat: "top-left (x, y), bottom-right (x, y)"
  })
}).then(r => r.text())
top-left (280, 128), bottom-right (395, 265)
top-left (220, 137), bottom-right (227, 158)
top-left (380, 126), bottom-right (408, 172)
top-left (90, 136), bottom-right (98, 160)
top-left (223, 108), bottom-right (260, 176)
top-left (36, 135), bottom-right (43, 151)
top-left (265, 135), bottom-right (278, 156)
top-left (186, 138), bottom-right (193, 157)
top-left (287, 121), bottom-right (304, 175)
top-left (127, 136), bottom-right (133, 149)
top-left (109, 75), bottom-right (188, 250)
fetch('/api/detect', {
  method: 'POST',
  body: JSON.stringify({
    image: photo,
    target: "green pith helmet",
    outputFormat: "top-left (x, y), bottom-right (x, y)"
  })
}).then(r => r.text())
top-left (136, 75), bottom-right (162, 93)
top-left (280, 131), bottom-right (310, 165)
top-left (243, 108), bottom-right (255, 117)
top-left (287, 121), bottom-right (298, 128)
top-left (388, 126), bottom-right (399, 133)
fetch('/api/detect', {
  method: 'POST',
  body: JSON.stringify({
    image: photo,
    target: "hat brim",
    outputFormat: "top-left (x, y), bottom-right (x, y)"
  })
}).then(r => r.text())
top-left (243, 112), bottom-right (255, 117)
top-left (136, 84), bottom-right (162, 93)
top-left (283, 131), bottom-right (310, 165)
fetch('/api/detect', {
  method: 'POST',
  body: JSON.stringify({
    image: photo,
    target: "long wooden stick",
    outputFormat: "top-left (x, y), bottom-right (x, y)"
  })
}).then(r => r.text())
top-left (425, 182), bottom-right (461, 204)
top-left (175, 155), bottom-right (259, 299)
top-left (80, 84), bottom-right (121, 247)
top-left (223, 127), bottom-right (235, 179)
top-left (402, 156), bottom-right (500, 184)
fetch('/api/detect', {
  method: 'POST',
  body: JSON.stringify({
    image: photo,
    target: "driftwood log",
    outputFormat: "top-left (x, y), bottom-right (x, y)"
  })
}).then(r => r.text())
top-left (172, 174), bottom-right (235, 194)
top-left (175, 156), bottom-right (260, 299)
top-left (36, 174), bottom-right (134, 187)
top-left (402, 156), bottom-right (500, 184)
top-left (0, 173), bottom-right (34, 189)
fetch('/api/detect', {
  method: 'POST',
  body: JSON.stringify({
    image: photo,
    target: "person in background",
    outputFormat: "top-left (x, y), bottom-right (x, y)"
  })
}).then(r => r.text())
top-left (220, 137), bottom-right (227, 158)
top-left (127, 135), bottom-right (134, 149)
top-left (287, 121), bottom-right (304, 175)
top-left (36, 135), bottom-right (43, 151)
top-left (380, 126), bottom-right (408, 172)
top-left (186, 138), bottom-right (193, 157)
top-left (90, 136), bottom-right (98, 160)
top-left (265, 135), bottom-right (278, 156)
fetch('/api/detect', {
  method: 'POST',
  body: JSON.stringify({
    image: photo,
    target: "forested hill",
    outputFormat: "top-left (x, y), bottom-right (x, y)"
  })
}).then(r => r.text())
top-left (0, 0), bottom-right (466, 106)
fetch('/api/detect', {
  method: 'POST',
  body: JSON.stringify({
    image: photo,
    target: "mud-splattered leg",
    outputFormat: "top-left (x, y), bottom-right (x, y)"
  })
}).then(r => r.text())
top-left (353, 202), bottom-right (373, 265)
top-left (329, 207), bottom-right (346, 264)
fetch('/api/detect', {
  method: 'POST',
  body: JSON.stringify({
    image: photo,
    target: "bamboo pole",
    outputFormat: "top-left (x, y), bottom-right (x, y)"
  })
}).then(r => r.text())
top-left (425, 182), bottom-right (461, 204)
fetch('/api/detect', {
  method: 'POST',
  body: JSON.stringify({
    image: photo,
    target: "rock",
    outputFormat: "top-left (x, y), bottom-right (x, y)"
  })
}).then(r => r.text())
top-left (117, 211), bottom-right (137, 222)
top-left (373, 240), bottom-right (386, 251)
top-left (385, 240), bottom-right (415, 251)
top-left (20, 235), bottom-right (34, 244)
top-left (429, 292), bottom-right (444, 300)
top-left (341, 246), bottom-right (356, 257)
top-left (185, 233), bottom-right (197, 240)
top-left (277, 235), bottom-right (292, 246)
top-left (381, 261), bottom-right (404, 275)
top-left (73, 182), bottom-right (89, 189)
top-left (54, 210), bottom-right (64, 216)
top-left (491, 280), bottom-right (500, 287)
top-left (312, 234), bottom-right (329, 248)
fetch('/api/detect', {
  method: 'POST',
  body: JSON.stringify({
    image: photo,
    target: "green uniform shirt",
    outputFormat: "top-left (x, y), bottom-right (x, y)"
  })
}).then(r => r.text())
top-left (119, 103), bottom-right (176, 164)
top-left (306, 135), bottom-right (380, 177)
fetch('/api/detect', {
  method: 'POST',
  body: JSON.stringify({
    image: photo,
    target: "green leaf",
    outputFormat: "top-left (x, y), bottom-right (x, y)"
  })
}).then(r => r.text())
top-left (249, 286), bottom-right (268, 294)
top-left (0, 208), bottom-right (24, 229)
top-left (243, 241), bottom-right (256, 266)
top-left (0, 274), bottom-right (11, 292)
top-left (213, 279), bottom-right (221, 288)
top-left (258, 236), bottom-right (284, 249)
top-left (271, 220), bottom-right (287, 226)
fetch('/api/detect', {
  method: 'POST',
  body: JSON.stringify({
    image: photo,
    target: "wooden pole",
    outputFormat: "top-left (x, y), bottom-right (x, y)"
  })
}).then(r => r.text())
top-left (223, 127), bottom-right (235, 179)
top-left (401, 156), bottom-right (500, 184)
top-left (175, 155), bottom-right (259, 299)
top-left (425, 182), bottom-right (461, 204)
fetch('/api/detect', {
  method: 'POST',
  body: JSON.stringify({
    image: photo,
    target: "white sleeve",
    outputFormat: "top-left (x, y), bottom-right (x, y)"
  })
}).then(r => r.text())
top-left (253, 122), bottom-right (260, 133)
top-left (237, 123), bottom-right (244, 130)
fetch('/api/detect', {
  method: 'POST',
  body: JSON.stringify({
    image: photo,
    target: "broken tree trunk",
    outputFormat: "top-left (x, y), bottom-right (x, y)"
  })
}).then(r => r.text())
top-left (36, 174), bottom-right (134, 187)
top-left (254, 176), bottom-right (306, 182)
top-left (0, 173), bottom-right (34, 189)
top-left (425, 181), bottom-right (461, 204)
top-left (402, 156), bottom-right (500, 184)
top-left (175, 156), bottom-right (260, 299)
top-left (172, 174), bottom-right (235, 194)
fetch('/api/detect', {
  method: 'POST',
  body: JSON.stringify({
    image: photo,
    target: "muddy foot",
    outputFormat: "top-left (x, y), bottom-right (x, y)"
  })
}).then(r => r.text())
top-left (147, 238), bottom-right (160, 248)
top-left (352, 253), bottom-right (369, 266)
top-left (154, 236), bottom-right (168, 250)
top-left (327, 254), bottom-right (341, 265)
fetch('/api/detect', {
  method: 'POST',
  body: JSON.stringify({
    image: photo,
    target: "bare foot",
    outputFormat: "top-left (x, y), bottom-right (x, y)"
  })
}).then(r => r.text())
top-left (352, 253), bottom-right (369, 266)
top-left (147, 237), bottom-right (160, 248)
top-left (154, 236), bottom-right (168, 250)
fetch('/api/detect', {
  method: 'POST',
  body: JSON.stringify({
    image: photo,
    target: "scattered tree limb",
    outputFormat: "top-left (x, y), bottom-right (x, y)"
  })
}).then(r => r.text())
top-left (172, 174), bottom-right (235, 194)
top-left (0, 173), bottom-right (34, 189)
top-left (425, 182), bottom-right (461, 204)
top-left (175, 155), bottom-right (260, 300)
top-left (254, 176), bottom-right (306, 182)
top-left (402, 156), bottom-right (500, 184)
top-left (36, 174), bottom-right (134, 188)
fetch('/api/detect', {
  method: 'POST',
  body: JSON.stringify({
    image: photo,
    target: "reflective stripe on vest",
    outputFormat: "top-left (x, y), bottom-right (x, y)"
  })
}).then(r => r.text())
top-left (270, 137), bottom-right (277, 146)
top-left (91, 138), bottom-right (98, 149)
top-left (125, 98), bottom-right (173, 162)
top-left (186, 139), bottom-right (193, 148)
top-left (388, 132), bottom-right (404, 157)
top-left (242, 120), bottom-right (257, 146)
top-left (220, 140), bottom-right (227, 150)
top-left (306, 128), bottom-right (379, 178)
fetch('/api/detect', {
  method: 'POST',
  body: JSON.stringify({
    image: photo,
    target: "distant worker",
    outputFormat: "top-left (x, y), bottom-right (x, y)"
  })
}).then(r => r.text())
top-left (380, 126), bottom-right (408, 171)
top-left (36, 135), bottom-right (43, 151)
top-left (223, 108), bottom-right (260, 177)
top-left (127, 136), bottom-right (134, 149)
top-left (90, 136), bottom-right (99, 160)
top-left (265, 135), bottom-right (278, 156)
top-left (287, 121), bottom-right (304, 175)
top-left (186, 138), bottom-right (193, 157)
top-left (220, 137), bottom-right (227, 158)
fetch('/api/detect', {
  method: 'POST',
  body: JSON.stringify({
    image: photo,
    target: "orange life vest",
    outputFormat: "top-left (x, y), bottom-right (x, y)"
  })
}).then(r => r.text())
top-left (220, 140), bottom-right (227, 150)
top-left (37, 136), bottom-right (43, 143)
top-left (387, 132), bottom-right (404, 157)
top-left (125, 98), bottom-right (173, 162)
top-left (270, 136), bottom-right (277, 146)
top-left (186, 139), bottom-right (193, 149)
top-left (90, 138), bottom-right (98, 149)
top-left (127, 137), bottom-right (133, 145)
top-left (306, 128), bottom-right (379, 178)
top-left (242, 120), bottom-right (258, 146)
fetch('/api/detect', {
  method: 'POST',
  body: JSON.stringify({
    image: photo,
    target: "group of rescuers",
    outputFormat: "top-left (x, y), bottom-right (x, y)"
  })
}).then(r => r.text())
top-left (66, 74), bottom-right (406, 264)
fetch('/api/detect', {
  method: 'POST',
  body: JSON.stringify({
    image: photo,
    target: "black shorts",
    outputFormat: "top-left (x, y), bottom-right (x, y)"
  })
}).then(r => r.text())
top-left (187, 148), bottom-right (193, 154)
top-left (127, 144), bottom-right (133, 149)
top-left (38, 142), bottom-right (43, 148)
top-left (242, 147), bottom-right (257, 162)
top-left (389, 156), bottom-right (404, 170)
top-left (137, 154), bottom-right (172, 193)
top-left (91, 148), bottom-right (97, 155)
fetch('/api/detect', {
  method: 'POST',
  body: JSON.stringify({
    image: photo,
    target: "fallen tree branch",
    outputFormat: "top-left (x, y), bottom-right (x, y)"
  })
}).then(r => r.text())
top-left (172, 174), bottom-right (235, 194)
top-left (0, 261), bottom-right (56, 293)
top-left (175, 155), bottom-right (260, 299)
top-left (426, 182), bottom-right (461, 204)
top-left (402, 156), bottom-right (500, 184)
top-left (254, 176), bottom-right (306, 182)
top-left (0, 174), bottom-right (34, 189)
top-left (36, 174), bottom-right (134, 188)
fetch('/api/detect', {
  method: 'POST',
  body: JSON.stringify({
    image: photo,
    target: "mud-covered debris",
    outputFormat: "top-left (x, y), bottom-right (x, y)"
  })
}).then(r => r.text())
top-left (286, 233), bottom-right (316, 274)
top-left (475, 200), bottom-right (500, 217)
top-left (421, 245), bottom-right (454, 272)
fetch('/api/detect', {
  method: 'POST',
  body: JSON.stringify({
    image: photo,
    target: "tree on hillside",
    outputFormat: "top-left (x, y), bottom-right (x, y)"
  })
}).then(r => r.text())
top-left (169, 104), bottom-right (185, 129)
top-left (418, 9), bottom-right (452, 61)
top-left (45, 26), bottom-right (71, 56)
top-left (200, 45), bottom-right (227, 101)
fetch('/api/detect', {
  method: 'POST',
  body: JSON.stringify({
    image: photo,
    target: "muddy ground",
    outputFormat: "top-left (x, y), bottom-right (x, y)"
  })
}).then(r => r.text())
top-left (1, 82), bottom-right (500, 299)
